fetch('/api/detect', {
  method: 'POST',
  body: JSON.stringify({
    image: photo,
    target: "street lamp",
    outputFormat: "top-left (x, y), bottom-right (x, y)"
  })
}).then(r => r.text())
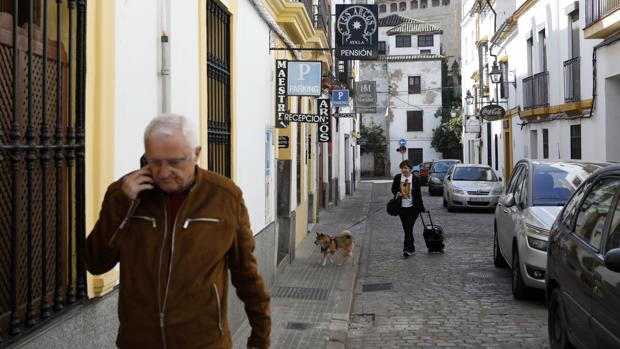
top-left (465, 90), bottom-right (474, 105)
top-left (489, 61), bottom-right (502, 84)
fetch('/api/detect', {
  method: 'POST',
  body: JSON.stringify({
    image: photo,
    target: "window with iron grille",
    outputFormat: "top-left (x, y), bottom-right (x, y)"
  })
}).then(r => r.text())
top-left (0, 0), bottom-right (88, 341)
top-left (399, 2), bottom-right (406, 10)
top-left (379, 4), bottom-right (386, 13)
top-left (500, 61), bottom-right (509, 99)
top-left (543, 129), bottom-right (549, 159)
top-left (207, 0), bottom-right (232, 178)
top-left (420, 49), bottom-right (431, 54)
top-left (408, 76), bottom-right (421, 94)
top-left (418, 35), bottom-right (433, 47)
top-left (391, 3), bottom-right (397, 12)
top-left (408, 148), bottom-right (423, 165)
top-left (378, 41), bottom-right (386, 54)
top-left (407, 111), bottom-right (423, 131)
top-left (421, 0), bottom-right (428, 8)
top-left (432, 0), bottom-right (439, 6)
top-left (570, 125), bottom-right (581, 159)
top-left (395, 35), bottom-right (411, 47)
top-left (410, 0), bottom-right (418, 9)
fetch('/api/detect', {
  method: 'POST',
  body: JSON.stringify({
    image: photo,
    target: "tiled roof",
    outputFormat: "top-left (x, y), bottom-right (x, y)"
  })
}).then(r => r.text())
top-left (387, 21), bottom-right (443, 35)
top-left (379, 54), bottom-right (444, 62)
top-left (378, 14), bottom-right (418, 27)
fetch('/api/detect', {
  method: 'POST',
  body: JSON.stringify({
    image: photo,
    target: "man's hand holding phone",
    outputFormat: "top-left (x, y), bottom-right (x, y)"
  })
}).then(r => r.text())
top-left (121, 166), bottom-right (154, 200)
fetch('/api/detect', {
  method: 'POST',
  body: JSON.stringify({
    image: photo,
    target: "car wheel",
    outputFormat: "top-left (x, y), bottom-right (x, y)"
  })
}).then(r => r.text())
top-left (429, 188), bottom-right (435, 196)
top-left (512, 245), bottom-right (533, 300)
top-left (549, 289), bottom-right (574, 349)
top-left (493, 225), bottom-right (507, 268)
top-left (443, 196), bottom-right (448, 207)
top-left (447, 196), bottom-right (455, 212)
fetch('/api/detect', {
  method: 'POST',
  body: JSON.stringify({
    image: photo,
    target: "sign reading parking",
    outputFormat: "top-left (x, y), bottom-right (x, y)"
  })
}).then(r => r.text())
top-left (332, 89), bottom-right (349, 107)
top-left (287, 61), bottom-right (322, 96)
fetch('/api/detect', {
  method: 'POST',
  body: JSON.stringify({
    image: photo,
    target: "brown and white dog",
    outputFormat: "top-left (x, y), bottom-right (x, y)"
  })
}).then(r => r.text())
top-left (313, 230), bottom-right (354, 267)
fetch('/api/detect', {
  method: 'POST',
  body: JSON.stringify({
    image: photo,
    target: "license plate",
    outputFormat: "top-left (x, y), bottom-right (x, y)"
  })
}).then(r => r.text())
top-left (468, 196), bottom-right (488, 202)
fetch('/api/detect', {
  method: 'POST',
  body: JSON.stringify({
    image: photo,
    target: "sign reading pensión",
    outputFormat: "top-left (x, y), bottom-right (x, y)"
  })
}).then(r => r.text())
top-left (275, 60), bottom-right (288, 129)
top-left (335, 5), bottom-right (378, 60)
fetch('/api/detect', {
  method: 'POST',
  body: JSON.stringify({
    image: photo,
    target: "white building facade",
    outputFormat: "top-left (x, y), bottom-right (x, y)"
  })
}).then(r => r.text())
top-left (461, 0), bottom-right (619, 182)
top-left (360, 15), bottom-right (443, 176)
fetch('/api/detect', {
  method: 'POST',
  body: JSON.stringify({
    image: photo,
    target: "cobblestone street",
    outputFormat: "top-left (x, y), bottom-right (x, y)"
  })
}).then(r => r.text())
top-left (347, 181), bottom-right (549, 349)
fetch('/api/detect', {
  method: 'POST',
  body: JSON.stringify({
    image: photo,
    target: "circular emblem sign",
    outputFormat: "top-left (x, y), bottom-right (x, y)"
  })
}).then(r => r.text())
top-left (337, 5), bottom-right (377, 46)
top-left (479, 104), bottom-right (506, 121)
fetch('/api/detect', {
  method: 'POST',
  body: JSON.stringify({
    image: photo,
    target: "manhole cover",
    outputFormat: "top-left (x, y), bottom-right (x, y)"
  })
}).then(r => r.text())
top-left (467, 269), bottom-right (511, 279)
top-left (271, 286), bottom-right (329, 301)
top-left (284, 322), bottom-right (313, 331)
top-left (362, 283), bottom-right (393, 292)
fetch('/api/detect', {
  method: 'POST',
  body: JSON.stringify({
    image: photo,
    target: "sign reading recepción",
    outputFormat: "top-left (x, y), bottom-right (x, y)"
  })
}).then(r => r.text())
top-left (287, 61), bottom-right (322, 96)
top-left (335, 4), bottom-right (378, 60)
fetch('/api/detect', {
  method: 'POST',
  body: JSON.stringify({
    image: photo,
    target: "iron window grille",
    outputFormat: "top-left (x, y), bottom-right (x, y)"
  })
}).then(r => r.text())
top-left (207, 0), bottom-right (232, 178)
top-left (406, 111), bottom-right (423, 131)
top-left (417, 35), bottom-right (434, 47)
top-left (570, 125), bottom-right (581, 159)
top-left (395, 35), bottom-right (411, 47)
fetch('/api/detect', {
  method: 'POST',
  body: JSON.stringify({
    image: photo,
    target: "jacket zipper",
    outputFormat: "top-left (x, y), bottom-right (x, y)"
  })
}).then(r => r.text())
top-left (131, 215), bottom-right (157, 228)
top-left (160, 189), bottom-right (193, 348)
top-left (158, 204), bottom-right (168, 349)
top-left (182, 217), bottom-right (220, 229)
top-left (108, 199), bottom-right (140, 245)
top-left (213, 284), bottom-right (224, 336)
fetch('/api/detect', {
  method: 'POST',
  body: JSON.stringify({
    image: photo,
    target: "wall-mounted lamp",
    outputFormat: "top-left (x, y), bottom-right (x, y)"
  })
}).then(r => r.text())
top-left (489, 61), bottom-right (516, 88)
top-left (465, 90), bottom-right (474, 105)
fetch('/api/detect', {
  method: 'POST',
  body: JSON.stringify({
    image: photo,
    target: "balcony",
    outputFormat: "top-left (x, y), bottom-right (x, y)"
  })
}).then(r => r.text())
top-left (522, 72), bottom-right (549, 109)
top-left (585, 0), bottom-right (620, 38)
top-left (563, 57), bottom-right (581, 103)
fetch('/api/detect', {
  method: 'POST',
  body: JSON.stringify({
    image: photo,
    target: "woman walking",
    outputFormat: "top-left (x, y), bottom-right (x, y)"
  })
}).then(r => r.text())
top-left (391, 160), bottom-right (426, 258)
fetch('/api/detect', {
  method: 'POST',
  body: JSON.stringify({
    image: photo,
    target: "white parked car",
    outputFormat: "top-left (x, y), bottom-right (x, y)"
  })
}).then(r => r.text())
top-left (442, 164), bottom-right (504, 212)
top-left (494, 159), bottom-right (610, 299)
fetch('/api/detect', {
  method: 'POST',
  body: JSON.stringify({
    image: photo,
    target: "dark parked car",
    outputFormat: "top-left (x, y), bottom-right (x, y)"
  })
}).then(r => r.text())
top-left (428, 159), bottom-right (461, 195)
top-left (546, 164), bottom-right (620, 349)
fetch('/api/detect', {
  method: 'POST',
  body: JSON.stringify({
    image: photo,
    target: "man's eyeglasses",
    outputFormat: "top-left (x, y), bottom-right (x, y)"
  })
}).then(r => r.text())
top-left (145, 155), bottom-right (193, 169)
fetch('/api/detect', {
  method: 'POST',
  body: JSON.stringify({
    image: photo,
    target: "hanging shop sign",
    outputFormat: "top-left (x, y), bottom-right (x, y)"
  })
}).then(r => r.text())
top-left (275, 59), bottom-right (289, 128)
top-left (479, 104), bottom-right (506, 122)
top-left (465, 117), bottom-right (481, 134)
top-left (334, 113), bottom-right (356, 118)
top-left (318, 97), bottom-right (331, 142)
top-left (335, 4), bottom-right (378, 60)
top-left (356, 80), bottom-right (376, 113)
top-left (287, 61), bottom-right (322, 96)
top-left (332, 89), bottom-right (350, 107)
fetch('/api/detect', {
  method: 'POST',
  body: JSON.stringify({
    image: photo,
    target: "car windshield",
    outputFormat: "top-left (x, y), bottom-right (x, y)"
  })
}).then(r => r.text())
top-left (431, 161), bottom-right (456, 172)
top-left (452, 167), bottom-right (497, 181)
top-left (532, 163), bottom-right (606, 206)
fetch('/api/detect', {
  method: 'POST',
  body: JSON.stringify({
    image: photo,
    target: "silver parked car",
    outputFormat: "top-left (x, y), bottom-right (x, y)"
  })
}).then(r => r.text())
top-left (442, 164), bottom-right (504, 212)
top-left (494, 159), bottom-right (610, 299)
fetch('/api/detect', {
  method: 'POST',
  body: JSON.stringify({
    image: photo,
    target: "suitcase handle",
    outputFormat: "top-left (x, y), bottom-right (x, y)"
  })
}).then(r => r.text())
top-left (419, 211), bottom-right (434, 227)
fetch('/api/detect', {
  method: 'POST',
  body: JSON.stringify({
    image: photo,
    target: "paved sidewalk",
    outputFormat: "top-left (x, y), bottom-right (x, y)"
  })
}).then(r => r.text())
top-left (232, 182), bottom-right (373, 349)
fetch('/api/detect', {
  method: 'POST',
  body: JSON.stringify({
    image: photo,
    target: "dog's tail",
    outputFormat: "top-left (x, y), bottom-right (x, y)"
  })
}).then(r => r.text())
top-left (341, 230), bottom-right (352, 239)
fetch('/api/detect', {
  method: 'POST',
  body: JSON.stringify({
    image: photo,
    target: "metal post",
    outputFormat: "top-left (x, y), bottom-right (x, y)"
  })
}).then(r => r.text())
top-left (54, 0), bottom-right (65, 311)
top-left (66, 0), bottom-right (76, 305)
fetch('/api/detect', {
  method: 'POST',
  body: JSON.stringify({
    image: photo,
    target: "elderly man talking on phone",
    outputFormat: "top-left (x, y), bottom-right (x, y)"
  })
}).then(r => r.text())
top-left (86, 114), bottom-right (271, 349)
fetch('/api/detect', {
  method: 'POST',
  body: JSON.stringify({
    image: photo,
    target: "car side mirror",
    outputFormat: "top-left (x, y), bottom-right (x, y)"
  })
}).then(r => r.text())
top-left (604, 248), bottom-right (620, 273)
top-left (503, 193), bottom-right (516, 207)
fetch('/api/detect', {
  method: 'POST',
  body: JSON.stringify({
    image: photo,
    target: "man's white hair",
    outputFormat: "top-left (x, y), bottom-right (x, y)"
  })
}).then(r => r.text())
top-left (144, 113), bottom-right (198, 149)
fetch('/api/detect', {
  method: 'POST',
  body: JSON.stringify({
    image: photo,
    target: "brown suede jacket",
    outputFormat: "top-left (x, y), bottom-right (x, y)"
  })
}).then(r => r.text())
top-left (86, 167), bottom-right (271, 349)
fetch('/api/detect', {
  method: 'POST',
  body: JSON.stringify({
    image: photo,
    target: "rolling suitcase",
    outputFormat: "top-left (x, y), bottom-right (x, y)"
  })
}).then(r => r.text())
top-left (420, 211), bottom-right (445, 253)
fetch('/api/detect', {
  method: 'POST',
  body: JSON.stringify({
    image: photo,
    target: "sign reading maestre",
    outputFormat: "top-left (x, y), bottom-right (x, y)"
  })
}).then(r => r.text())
top-left (287, 61), bottom-right (322, 96)
top-left (275, 60), bottom-right (288, 128)
top-left (318, 98), bottom-right (330, 142)
top-left (335, 5), bottom-right (378, 60)
top-left (356, 80), bottom-right (376, 112)
top-left (479, 104), bottom-right (506, 121)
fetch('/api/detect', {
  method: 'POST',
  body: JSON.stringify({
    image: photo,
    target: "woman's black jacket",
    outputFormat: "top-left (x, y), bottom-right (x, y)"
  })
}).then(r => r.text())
top-left (391, 174), bottom-right (425, 213)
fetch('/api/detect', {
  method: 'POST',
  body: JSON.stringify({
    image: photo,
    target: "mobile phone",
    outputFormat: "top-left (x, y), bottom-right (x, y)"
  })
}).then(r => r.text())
top-left (140, 154), bottom-right (147, 168)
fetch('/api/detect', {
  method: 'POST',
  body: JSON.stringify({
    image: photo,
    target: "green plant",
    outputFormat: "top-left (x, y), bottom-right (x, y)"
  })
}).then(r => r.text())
top-left (360, 122), bottom-right (388, 176)
top-left (431, 112), bottom-right (463, 160)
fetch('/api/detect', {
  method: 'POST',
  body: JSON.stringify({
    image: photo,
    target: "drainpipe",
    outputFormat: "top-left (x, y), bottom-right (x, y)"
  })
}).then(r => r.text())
top-left (160, 0), bottom-right (170, 113)
top-left (247, 0), bottom-right (303, 60)
top-left (485, 0), bottom-right (499, 102)
top-left (589, 32), bottom-right (620, 119)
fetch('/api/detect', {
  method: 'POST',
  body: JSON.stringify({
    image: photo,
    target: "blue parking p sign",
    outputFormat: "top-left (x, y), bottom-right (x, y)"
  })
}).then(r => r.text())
top-left (332, 90), bottom-right (349, 107)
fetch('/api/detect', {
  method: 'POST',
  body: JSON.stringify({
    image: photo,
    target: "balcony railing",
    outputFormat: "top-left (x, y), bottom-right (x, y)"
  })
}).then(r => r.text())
top-left (522, 72), bottom-right (549, 109)
top-left (564, 57), bottom-right (581, 103)
top-left (586, 0), bottom-right (620, 26)
top-left (299, 0), bottom-right (314, 24)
